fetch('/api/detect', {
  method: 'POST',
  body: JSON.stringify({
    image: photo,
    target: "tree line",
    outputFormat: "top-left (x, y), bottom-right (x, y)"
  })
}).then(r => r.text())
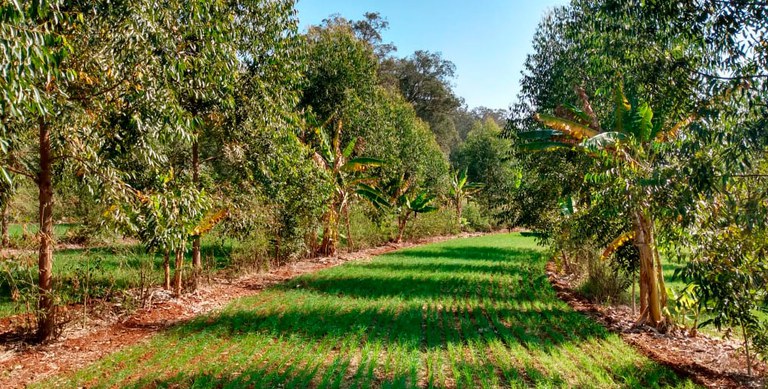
top-left (508, 0), bottom-right (767, 373)
top-left (0, 2), bottom-right (518, 342)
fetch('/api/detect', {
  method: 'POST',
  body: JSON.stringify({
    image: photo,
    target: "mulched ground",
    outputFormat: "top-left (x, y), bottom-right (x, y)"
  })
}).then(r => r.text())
top-left (0, 233), bottom-right (486, 388)
top-left (546, 262), bottom-right (766, 388)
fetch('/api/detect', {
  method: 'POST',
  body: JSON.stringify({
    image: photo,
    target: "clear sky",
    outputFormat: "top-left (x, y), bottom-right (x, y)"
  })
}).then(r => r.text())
top-left (295, 0), bottom-right (568, 111)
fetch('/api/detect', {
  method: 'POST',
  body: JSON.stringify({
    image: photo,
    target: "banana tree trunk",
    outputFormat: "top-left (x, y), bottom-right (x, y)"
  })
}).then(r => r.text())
top-left (456, 198), bottom-right (463, 229)
top-left (344, 204), bottom-right (353, 252)
top-left (396, 211), bottom-right (410, 243)
top-left (319, 198), bottom-right (340, 256)
top-left (634, 210), bottom-right (665, 328)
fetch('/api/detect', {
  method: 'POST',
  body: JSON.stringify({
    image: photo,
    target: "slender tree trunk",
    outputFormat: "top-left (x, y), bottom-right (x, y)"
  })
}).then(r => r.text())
top-left (163, 250), bottom-right (171, 290)
top-left (191, 141), bottom-right (201, 285)
top-left (396, 213), bottom-right (409, 243)
top-left (173, 248), bottom-right (184, 297)
top-left (344, 204), bottom-right (353, 253)
top-left (319, 204), bottom-right (338, 256)
top-left (742, 321), bottom-right (752, 377)
top-left (36, 119), bottom-right (55, 342)
top-left (634, 210), bottom-right (664, 328)
top-left (456, 200), bottom-right (463, 230)
top-left (1, 202), bottom-right (9, 248)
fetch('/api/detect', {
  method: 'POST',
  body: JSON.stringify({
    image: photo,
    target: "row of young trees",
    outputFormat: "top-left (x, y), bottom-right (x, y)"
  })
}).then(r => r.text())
top-left (508, 0), bottom-right (767, 372)
top-left (0, 2), bottom-right (509, 342)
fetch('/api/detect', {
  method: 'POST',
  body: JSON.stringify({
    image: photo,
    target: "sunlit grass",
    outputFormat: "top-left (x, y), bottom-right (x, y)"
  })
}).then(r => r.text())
top-left (38, 233), bottom-right (698, 388)
top-left (0, 240), bottom-right (233, 317)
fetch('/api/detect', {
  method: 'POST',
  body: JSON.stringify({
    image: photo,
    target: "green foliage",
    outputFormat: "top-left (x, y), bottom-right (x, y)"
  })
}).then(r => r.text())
top-left (381, 51), bottom-right (462, 154)
top-left (452, 119), bottom-right (520, 225)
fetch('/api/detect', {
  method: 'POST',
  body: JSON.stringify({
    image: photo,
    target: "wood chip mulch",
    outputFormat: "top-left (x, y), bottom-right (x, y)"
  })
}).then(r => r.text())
top-left (546, 262), bottom-right (766, 388)
top-left (0, 232), bottom-right (486, 388)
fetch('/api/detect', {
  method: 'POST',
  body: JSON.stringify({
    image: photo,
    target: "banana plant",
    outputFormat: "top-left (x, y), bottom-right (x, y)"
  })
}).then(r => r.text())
top-left (357, 174), bottom-right (438, 243)
top-left (311, 118), bottom-right (383, 255)
top-left (522, 84), bottom-right (696, 328)
top-left (448, 168), bottom-right (484, 228)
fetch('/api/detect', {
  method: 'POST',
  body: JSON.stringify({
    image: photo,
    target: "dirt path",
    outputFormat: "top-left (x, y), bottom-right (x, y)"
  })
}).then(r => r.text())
top-left (0, 233), bottom-right (486, 388)
top-left (546, 262), bottom-right (766, 388)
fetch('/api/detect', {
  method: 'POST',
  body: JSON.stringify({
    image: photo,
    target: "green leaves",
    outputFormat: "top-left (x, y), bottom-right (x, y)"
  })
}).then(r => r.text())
top-left (613, 84), bottom-right (632, 134)
top-left (633, 102), bottom-right (654, 141)
top-left (581, 132), bottom-right (628, 150)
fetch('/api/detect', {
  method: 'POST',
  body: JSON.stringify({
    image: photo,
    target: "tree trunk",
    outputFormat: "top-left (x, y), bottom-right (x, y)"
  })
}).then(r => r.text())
top-left (396, 213), bottom-right (409, 243)
top-left (173, 248), bottom-right (184, 297)
top-left (191, 237), bottom-right (201, 288)
top-left (163, 250), bottom-right (171, 290)
top-left (191, 141), bottom-right (201, 285)
top-left (1, 202), bottom-right (9, 248)
top-left (634, 210), bottom-right (664, 328)
top-left (36, 119), bottom-right (55, 342)
top-left (344, 204), bottom-right (353, 253)
top-left (319, 206), bottom-right (338, 256)
top-left (742, 321), bottom-right (752, 377)
top-left (456, 200), bottom-right (463, 230)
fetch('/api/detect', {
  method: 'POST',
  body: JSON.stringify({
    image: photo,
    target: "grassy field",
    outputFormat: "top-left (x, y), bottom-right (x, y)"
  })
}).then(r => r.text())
top-left (39, 234), bottom-right (696, 388)
top-left (0, 241), bottom-right (233, 317)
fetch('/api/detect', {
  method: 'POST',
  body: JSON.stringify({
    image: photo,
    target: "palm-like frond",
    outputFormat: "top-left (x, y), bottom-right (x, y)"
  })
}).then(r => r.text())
top-left (581, 132), bottom-right (629, 150)
top-left (654, 115), bottom-right (695, 142)
top-left (519, 140), bottom-right (573, 151)
top-left (534, 113), bottom-right (599, 141)
top-left (342, 157), bottom-right (385, 172)
top-left (355, 184), bottom-right (391, 211)
top-left (633, 102), bottom-right (654, 141)
top-left (601, 231), bottom-right (636, 260)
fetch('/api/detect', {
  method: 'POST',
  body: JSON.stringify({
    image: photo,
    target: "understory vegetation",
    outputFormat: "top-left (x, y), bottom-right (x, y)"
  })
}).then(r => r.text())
top-left (40, 234), bottom-right (697, 388)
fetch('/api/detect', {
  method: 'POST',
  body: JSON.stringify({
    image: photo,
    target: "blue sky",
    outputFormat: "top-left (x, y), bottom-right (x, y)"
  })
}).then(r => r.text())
top-left (295, 0), bottom-right (568, 110)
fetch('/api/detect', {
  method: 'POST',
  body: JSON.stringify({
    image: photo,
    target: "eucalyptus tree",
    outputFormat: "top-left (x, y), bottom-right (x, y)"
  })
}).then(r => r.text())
top-left (301, 20), bottom-right (377, 136)
top-left (0, 0), bottom-right (273, 341)
top-left (383, 51), bottom-right (463, 154)
top-left (169, 0), bottom-right (301, 282)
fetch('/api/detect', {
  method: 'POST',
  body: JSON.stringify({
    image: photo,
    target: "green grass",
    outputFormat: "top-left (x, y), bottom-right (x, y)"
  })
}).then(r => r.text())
top-left (0, 241), bottom-right (234, 317)
top-left (4, 223), bottom-right (75, 239)
top-left (38, 233), bottom-right (698, 388)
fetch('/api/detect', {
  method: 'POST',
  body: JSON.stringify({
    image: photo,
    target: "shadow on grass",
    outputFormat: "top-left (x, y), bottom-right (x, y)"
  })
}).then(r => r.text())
top-left (391, 246), bottom-right (543, 262)
top-left (124, 359), bottom-right (417, 389)
top-left (278, 246), bottom-right (552, 303)
top-left (55, 240), bottom-right (697, 389)
top-left (168, 244), bottom-right (601, 355)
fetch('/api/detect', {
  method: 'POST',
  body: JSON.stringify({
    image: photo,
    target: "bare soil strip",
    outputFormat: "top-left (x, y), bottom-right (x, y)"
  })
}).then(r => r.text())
top-left (0, 233), bottom-right (485, 388)
top-left (546, 262), bottom-right (766, 388)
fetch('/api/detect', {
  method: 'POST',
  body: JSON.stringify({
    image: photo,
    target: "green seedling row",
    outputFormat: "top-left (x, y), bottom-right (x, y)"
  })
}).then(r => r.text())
top-left (36, 233), bottom-right (698, 388)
